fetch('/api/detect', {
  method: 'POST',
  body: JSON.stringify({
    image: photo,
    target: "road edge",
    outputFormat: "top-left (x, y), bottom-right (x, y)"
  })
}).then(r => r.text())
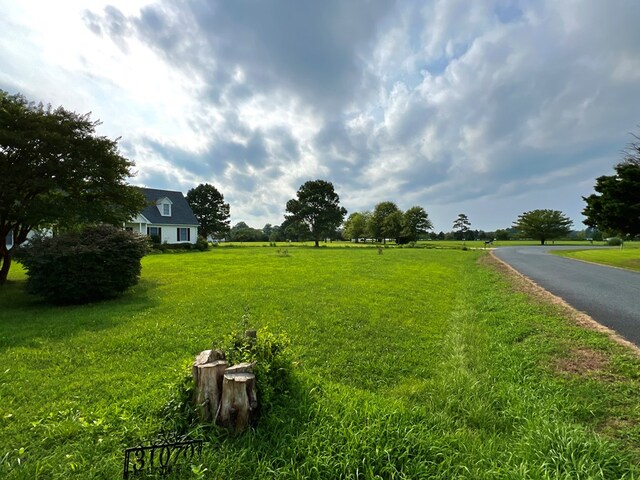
top-left (487, 251), bottom-right (640, 356)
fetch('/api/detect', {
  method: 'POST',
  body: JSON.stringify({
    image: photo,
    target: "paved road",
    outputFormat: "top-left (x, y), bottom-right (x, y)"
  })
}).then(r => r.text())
top-left (493, 246), bottom-right (640, 346)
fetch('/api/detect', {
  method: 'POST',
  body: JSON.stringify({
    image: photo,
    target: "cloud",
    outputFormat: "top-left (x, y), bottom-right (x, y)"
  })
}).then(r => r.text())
top-left (3, 0), bottom-right (640, 230)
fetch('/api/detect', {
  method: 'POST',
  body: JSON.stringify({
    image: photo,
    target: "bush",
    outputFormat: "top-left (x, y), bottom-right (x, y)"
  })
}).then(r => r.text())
top-left (607, 237), bottom-right (623, 246)
top-left (195, 236), bottom-right (209, 251)
top-left (218, 327), bottom-right (293, 416)
top-left (16, 225), bottom-right (148, 304)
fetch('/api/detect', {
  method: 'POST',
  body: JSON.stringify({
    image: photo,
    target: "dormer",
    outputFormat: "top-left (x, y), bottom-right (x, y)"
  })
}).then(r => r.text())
top-left (156, 197), bottom-right (173, 217)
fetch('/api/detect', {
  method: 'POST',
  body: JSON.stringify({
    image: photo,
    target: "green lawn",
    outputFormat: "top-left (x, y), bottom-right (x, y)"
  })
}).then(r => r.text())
top-left (1, 247), bottom-right (640, 478)
top-left (552, 246), bottom-right (640, 271)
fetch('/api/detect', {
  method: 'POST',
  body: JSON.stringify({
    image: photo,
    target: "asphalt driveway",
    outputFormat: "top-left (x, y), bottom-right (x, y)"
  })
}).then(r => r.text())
top-left (493, 246), bottom-right (640, 346)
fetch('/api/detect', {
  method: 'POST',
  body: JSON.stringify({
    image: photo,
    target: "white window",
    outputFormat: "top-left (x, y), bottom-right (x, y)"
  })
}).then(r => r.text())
top-left (177, 228), bottom-right (190, 242)
top-left (162, 203), bottom-right (171, 216)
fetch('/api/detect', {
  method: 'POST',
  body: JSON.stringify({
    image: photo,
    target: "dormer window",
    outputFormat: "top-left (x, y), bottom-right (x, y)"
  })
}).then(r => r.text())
top-left (156, 197), bottom-right (173, 217)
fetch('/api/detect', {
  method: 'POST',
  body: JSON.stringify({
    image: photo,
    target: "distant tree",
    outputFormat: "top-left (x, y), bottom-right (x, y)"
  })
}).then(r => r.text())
top-left (383, 210), bottom-right (405, 243)
top-left (452, 214), bottom-right (471, 242)
top-left (186, 183), bottom-right (230, 240)
top-left (268, 225), bottom-right (282, 242)
top-left (402, 206), bottom-right (433, 242)
top-left (583, 138), bottom-right (640, 237)
top-left (228, 222), bottom-right (265, 242)
top-left (285, 180), bottom-right (347, 247)
top-left (0, 90), bottom-right (145, 285)
top-left (494, 229), bottom-right (511, 241)
top-left (370, 201), bottom-right (401, 243)
top-left (279, 217), bottom-right (310, 242)
top-left (513, 209), bottom-right (573, 245)
top-left (263, 223), bottom-right (274, 238)
top-left (343, 212), bottom-right (370, 242)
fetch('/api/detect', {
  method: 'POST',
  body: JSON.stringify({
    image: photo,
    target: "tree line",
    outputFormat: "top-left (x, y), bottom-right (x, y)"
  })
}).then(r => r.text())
top-left (2, 89), bottom-right (639, 283)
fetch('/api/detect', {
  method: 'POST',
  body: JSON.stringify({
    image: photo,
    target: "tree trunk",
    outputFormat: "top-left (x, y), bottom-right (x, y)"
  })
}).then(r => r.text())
top-left (0, 249), bottom-right (11, 285)
top-left (219, 372), bottom-right (258, 433)
top-left (194, 359), bottom-right (228, 422)
top-left (540, 238), bottom-right (545, 245)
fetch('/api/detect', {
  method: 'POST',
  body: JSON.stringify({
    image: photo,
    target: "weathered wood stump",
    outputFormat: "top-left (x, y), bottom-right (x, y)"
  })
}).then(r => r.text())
top-left (193, 351), bottom-right (228, 422)
top-left (219, 372), bottom-right (258, 433)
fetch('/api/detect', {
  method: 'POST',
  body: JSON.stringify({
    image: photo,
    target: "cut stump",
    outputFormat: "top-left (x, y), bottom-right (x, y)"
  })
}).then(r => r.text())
top-left (194, 359), bottom-right (228, 421)
top-left (219, 372), bottom-right (258, 433)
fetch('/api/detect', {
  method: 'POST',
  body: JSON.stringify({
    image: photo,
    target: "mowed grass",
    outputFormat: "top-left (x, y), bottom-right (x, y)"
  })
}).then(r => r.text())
top-left (1, 247), bottom-right (640, 478)
top-left (552, 245), bottom-right (640, 271)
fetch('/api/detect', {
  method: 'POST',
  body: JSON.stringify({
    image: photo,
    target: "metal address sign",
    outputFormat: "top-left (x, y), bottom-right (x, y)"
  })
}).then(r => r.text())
top-left (123, 438), bottom-right (204, 478)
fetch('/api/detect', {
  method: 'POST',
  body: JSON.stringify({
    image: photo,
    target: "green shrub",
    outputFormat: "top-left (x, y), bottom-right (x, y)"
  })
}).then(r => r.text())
top-left (195, 236), bottom-right (209, 251)
top-left (218, 327), bottom-right (293, 416)
top-left (607, 237), bottom-right (623, 246)
top-left (16, 225), bottom-right (148, 304)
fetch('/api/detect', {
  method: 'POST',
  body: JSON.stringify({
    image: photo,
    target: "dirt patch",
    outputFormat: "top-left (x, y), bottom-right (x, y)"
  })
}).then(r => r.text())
top-left (482, 252), bottom-right (640, 356)
top-left (553, 348), bottom-right (609, 376)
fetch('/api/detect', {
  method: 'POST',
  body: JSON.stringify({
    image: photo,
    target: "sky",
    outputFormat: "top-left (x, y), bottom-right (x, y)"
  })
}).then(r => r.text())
top-left (2, 0), bottom-right (640, 232)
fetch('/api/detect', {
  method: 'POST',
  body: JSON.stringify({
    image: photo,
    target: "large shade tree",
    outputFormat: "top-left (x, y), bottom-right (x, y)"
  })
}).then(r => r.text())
top-left (186, 183), bottom-right (230, 240)
top-left (285, 179), bottom-right (347, 247)
top-left (402, 206), bottom-right (433, 242)
top-left (583, 137), bottom-right (640, 237)
top-left (370, 201), bottom-right (401, 243)
top-left (513, 209), bottom-right (573, 245)
top-left (342, 211), bottom-right (370, 242)
top-left (0, 91), bottom-right (144, 284)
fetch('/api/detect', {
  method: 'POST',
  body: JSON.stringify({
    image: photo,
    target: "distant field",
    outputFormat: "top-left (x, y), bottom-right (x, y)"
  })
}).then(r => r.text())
top-left (552, 245), bottom-right (640, 271)
top-left (220, 239), bottom-right (618, 249)
top-left (1, 247), bottom-right (640, 478)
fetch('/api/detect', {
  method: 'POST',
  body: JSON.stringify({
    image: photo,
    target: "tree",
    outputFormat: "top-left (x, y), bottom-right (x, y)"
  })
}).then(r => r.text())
top-left (402, 206), bottom-right (433, 242)
top-left (370, 201), bottom-right (401, 243)
top-left (343, 211), bottom-right (370, 242)
top-left (0, 91), bottom-right (145, 284)
top-left (228, 222), bottom-right (264, 242)
top-left (285, 180), bottom-right (347, 247)
top-left (452, 214), bottom-right (471, 242)
top-left (583, 138), bottom-right (640, 237)
top-left (494, 229), bottom-right (511, 241)
top-left (383, 210), bottom-right (405, 243)
top-left (513, 209), bottom-right (573, 245)
top-left (186, 183), bottom-right (230, 240)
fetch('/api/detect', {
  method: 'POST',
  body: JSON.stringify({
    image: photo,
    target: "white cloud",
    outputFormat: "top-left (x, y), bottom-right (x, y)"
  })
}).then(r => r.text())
top-left (2, 0), bottom-right (640, 230)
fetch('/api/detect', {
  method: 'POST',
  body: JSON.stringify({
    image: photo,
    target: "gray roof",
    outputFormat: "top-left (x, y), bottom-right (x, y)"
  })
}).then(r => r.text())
top-left (138, 188), bottom-right (199, 226)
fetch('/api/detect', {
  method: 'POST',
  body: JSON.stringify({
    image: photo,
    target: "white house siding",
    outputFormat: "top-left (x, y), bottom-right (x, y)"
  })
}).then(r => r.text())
top-left (124, 223), bottom-right (197, 245)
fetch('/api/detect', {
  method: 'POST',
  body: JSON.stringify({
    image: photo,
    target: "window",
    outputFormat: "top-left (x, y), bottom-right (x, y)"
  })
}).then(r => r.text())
top-left (177, 228), bottom-right (190, 242)
top-left (147, 226), bottom-right (161, 238)
top-left (163, 203), bottom-right (171, 216)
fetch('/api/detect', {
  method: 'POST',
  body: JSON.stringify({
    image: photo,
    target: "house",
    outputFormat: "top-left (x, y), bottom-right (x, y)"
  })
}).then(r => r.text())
top-left (125, 188), bottom-right (199, 245)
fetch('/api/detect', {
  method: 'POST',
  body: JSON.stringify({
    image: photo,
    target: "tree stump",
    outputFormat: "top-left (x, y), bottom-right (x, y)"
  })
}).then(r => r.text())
top-left (194, 359), bottom-right (228, 422)
top-left (219, 372), bottom-right (258, 433)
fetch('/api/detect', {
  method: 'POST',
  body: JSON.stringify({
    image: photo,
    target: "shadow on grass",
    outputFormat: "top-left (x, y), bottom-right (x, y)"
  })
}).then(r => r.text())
top-left (0, 278), bottom-right (160, 351)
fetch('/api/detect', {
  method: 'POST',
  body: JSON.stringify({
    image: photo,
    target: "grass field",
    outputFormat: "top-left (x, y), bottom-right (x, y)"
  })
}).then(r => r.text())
top-left (2, 247), bottom-right (640, 478)
top-left (220, 239), bottom-right (621, 249)
top-left (552, 245), bottom-right (640, 271)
